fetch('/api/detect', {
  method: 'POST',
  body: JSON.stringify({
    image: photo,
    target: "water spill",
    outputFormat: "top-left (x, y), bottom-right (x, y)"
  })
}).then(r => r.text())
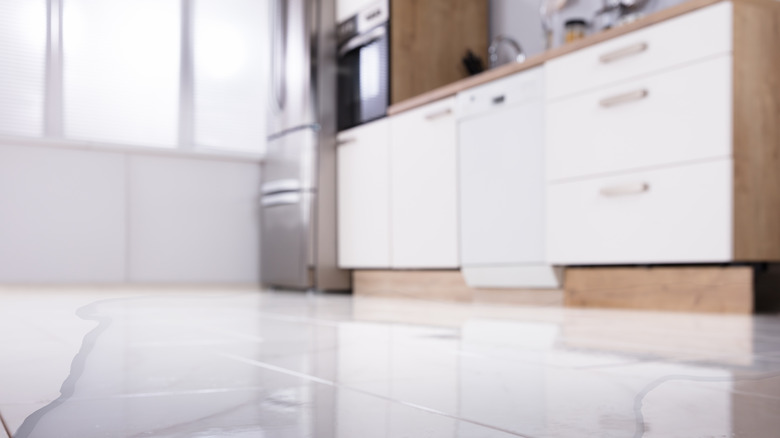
top-left (4, 291), bottom-right (780, 437)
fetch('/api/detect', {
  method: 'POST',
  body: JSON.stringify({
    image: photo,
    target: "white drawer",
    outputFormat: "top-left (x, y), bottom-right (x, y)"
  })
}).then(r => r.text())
top-left (546, 2), bottom-right (732, 100)
top-left (546, 55), bottom-right (732, 182)
top-left (456, 67), bottom-right (544, 119)
top-left (547, 159), bottom-right (732, 265)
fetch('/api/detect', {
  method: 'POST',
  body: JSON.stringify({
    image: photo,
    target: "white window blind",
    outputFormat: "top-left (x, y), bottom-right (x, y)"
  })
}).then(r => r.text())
top-left (0, 0), bottom-right (269, 155)
top-left (63, 0), bottom-right (181, 147)
top-left (0, 0), bottom-right (47, 137)
top-left (193, 0), bottom-right (268, 152)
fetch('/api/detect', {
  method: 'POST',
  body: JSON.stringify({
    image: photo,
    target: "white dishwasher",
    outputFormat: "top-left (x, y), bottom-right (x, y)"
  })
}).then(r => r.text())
top-left (456, 67), bottom-right (560, 288)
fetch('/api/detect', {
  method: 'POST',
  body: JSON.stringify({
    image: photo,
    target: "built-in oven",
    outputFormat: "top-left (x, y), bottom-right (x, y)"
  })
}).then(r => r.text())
top-left (337, 0), bottom-right (389, 131)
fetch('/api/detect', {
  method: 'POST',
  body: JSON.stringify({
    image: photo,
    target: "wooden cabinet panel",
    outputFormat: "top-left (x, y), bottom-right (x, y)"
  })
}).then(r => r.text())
top-left (390, 98), bottom-right (459, 268)
top-left (732, 0), bottom-right (780, 261)
top-left (391, 0), bottom-right (488, 104)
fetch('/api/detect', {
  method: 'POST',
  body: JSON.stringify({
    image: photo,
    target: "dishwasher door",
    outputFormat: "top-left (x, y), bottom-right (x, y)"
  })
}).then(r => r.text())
top-left (459, 102), bottom-right (546, 266)
top-left (457, 67), bottom-right (560, 288)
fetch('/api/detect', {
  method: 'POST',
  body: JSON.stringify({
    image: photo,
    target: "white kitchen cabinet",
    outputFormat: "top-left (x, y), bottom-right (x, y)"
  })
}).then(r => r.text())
top-left (547, 159), bottom-right (733, 264)
top-left (390, 97), bottom-right (459, 268)
top-left (544, 0), bottom-right (780, 265)
top-left (337, 119), bottom-right (392, 268)
top-left (546, 54), bottom-right (732, 182)
top-left (457, 68), bottom-right (560, 288)
top-left (545, 2), bottom-right (732, 101)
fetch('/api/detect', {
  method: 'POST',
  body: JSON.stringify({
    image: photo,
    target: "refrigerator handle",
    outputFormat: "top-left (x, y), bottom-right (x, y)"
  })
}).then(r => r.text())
top-left (271, 0), bottom-right (287, 110)
top-left (262, 192), bottom-right (302, 208)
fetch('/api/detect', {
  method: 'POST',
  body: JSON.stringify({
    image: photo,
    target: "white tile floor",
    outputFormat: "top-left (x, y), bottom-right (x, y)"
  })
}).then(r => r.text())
top-left (1, 287), bottom-right (779, 437)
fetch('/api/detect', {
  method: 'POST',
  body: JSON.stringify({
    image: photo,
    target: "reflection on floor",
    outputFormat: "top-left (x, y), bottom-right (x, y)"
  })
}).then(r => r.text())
top-left (0, 287), bottom-right (779, 437)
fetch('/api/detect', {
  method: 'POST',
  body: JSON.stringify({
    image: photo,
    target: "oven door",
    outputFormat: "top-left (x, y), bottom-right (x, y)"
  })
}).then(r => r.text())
top-left (337, 24), bottom-right (389, 131)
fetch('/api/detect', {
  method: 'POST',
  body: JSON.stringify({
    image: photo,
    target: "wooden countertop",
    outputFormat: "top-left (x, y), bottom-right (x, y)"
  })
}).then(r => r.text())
top-left (388, 0), bottom-right (729, 116)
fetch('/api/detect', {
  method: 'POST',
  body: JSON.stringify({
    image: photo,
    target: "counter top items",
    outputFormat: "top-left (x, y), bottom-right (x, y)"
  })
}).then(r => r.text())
top-left (462, 50), bottom-right (485, 76)
top-left (564, 19), bottom-right (589, 43)
top-left (540, 0), bottom-right (570, 49)
top-left (487, 35), bottom-right (526, 69)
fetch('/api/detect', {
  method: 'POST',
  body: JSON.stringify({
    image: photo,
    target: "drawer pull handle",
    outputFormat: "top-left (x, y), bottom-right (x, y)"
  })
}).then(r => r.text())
top-left (599, 42), bottom-right (648, 63)
top-left (337, 138), bottom-right (357, 146)
top-left (600, 182), bottom-right (650, 197)
top-left (599, 89), bottom-right (648, 108)
top-left (492, 95), bottom-right (506, 105)
top-left (425, 108), bottom-right (453, 121)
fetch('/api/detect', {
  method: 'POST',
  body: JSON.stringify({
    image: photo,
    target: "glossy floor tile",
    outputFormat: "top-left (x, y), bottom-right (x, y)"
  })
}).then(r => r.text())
top-left (1, 287), bottom-right (780, 437)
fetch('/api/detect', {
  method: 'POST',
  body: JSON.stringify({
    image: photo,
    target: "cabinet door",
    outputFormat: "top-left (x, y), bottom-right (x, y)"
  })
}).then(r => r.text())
top-left (337, 119), bottom-right (391, 268)
top-left (390, 98), bottom-right (459, 268)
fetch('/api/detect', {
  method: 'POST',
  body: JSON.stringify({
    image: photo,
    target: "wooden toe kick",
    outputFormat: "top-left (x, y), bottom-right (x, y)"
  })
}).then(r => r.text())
top-left (353, 265), bottom-right (780, 314)
top-left (564, 266), bottom-right (754, 314)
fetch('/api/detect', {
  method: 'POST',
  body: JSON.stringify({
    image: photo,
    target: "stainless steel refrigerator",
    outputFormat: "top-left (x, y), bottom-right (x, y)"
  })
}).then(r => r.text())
top-left (261, 0), bottom-right (351, 291)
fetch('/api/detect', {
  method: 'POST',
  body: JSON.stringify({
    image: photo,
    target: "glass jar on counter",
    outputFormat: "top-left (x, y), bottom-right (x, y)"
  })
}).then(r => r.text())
top-left (564, 19), bottom-right (588, 43)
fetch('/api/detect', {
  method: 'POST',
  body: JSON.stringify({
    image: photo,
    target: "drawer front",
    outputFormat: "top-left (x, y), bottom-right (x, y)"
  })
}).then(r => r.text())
top-left (547, 55), bottom-right (732, 182)
top-left (547, 159), bottom-right (732, 265)
top-left (546, 2), bottom-right (732, 100)
top-left (456, 67), bottom-right (544, 119)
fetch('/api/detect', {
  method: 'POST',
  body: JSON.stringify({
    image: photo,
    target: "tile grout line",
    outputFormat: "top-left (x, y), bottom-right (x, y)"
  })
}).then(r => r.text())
top-left (217, 352), bottom-right (537, 438)
top-left (0, 409), bottom-right (12, 437)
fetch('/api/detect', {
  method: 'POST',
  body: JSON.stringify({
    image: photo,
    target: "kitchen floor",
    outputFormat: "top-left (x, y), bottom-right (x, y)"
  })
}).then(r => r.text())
top-left (1, 288), bottom-right (779, 437)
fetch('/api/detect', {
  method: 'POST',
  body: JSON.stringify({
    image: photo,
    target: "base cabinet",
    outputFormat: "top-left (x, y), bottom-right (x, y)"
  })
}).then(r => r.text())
top-left (390, 98), bottom-right (459, 268)
top-left (546, 0), bottom-right (780, 265)
top-left (337, 120), bottom-right (392, 268)
top-left (547, 159), bottom-right (733, 264)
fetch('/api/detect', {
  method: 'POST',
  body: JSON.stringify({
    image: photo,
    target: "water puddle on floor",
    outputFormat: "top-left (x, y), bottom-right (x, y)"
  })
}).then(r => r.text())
top-left (7, 291), bottom-right (780, 437)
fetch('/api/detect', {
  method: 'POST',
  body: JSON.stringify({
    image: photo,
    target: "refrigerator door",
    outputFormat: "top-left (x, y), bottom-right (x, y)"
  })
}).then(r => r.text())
top-left (268, 0), bottom-right (317, 135)
top-left (262, 128), bottom-right (318, 193)
top-left (260, 191), bottom-right (315, 289)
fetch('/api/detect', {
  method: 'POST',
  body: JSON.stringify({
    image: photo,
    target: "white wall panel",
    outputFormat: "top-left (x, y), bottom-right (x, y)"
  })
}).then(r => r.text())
top-left (128, 155), bottom-right (261, 283)
top-left (0, 144), bottom-right (126, 283)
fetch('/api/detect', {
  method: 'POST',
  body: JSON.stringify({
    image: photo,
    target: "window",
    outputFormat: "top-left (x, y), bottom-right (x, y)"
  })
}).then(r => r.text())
top-left (0, 0), bottom-right (269, 154)
top-left (193, 0), bottom-right (269, 152)
top-left (63, 0), bottom-right (180, 147)
top-left (0, 0), bottom-right (47, 137)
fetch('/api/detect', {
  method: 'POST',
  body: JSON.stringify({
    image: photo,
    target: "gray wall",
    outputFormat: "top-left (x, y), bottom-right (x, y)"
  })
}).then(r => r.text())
top-left (489, 0), bottom-right (688, 59)
top-left (0, 143), bottom-right (262, 284)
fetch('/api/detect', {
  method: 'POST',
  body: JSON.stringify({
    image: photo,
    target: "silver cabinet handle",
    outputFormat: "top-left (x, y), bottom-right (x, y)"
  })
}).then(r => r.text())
top-left (337, 137), bottom-right (357, 146)
top-left (599, 42), bottom-right (648, 64)
top-left (599, 89), bottom-right (648, 108)
top-left (425, 108), bottom-right (453, 121)
top-left (600, 182), bottom-right (650, 197)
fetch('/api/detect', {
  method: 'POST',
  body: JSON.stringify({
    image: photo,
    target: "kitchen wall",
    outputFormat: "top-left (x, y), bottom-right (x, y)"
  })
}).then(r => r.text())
top-left (489, 0), bottom-right (689, 59)
top-left (0, 143), bottom-right (262, 285)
